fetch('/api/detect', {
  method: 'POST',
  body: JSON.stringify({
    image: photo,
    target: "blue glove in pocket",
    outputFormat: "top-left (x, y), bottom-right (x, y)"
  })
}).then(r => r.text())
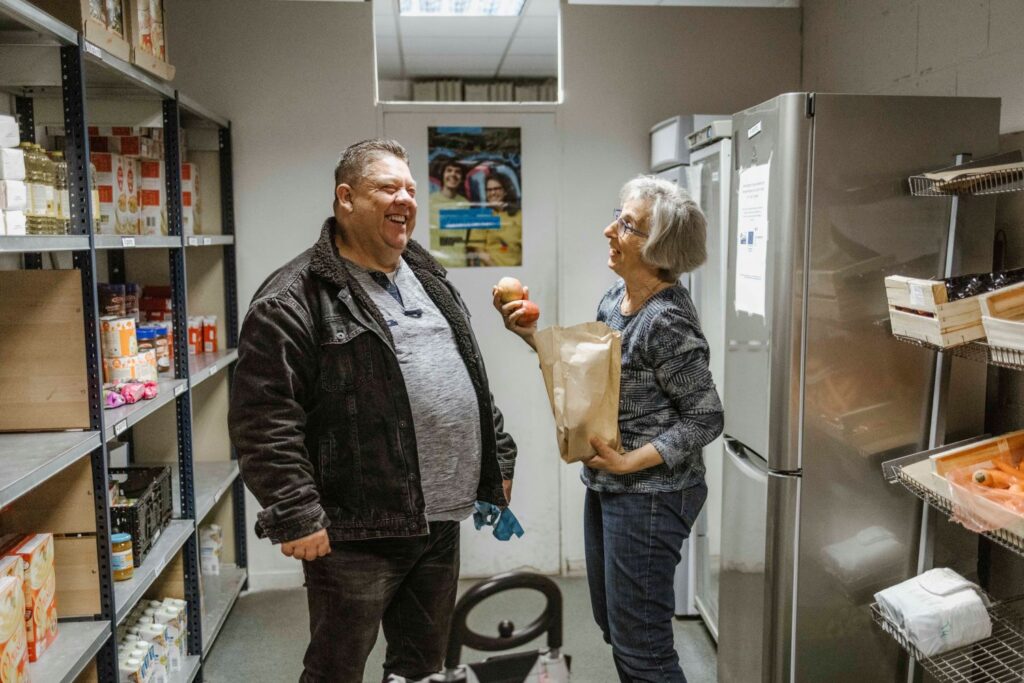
top-left (473, 501), bottom-right (524, 541)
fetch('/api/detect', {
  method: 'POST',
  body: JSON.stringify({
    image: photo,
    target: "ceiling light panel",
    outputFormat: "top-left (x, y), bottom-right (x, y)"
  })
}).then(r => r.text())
top-left (399, 0), bottom-right (527, 16)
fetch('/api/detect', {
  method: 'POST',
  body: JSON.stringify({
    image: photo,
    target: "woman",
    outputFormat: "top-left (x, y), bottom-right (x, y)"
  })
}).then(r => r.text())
top-left (468, 171), bottom-right (522, 267)
top-left (493, 176), bottom-right (723, 682)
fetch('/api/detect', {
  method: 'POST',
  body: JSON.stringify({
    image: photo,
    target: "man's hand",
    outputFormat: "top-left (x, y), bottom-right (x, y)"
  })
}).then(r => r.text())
top-left (280, 529), bottom-right (331, 561)
top-left (503, 478), bottom-right (513, 505)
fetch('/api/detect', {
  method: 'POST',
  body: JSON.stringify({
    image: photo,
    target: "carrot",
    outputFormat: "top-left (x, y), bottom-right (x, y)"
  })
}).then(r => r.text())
top-left (994, 460), bottom-right (1024, 481)
top-left (974, 469), bottom-right (1018, 488)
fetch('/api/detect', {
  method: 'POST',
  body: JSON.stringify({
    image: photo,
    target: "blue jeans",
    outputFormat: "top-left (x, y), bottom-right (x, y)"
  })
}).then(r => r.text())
top-left (584, 483), bottom-right (708, 683)
top-left (299, 521), bottom-right (460, 683)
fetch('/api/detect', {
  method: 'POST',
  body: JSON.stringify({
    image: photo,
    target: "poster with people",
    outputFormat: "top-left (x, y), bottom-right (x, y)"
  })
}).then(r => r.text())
top-left (428, 126), bottom-right (522, 268)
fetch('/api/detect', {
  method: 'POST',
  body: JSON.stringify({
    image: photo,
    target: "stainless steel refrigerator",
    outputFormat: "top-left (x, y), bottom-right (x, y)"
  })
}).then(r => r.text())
top-left (716, 93), bottom-right (1000, 683)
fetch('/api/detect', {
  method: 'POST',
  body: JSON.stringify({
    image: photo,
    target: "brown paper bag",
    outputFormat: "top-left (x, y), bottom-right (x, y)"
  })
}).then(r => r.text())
top-left (535, 322), bottom-right (622, 463)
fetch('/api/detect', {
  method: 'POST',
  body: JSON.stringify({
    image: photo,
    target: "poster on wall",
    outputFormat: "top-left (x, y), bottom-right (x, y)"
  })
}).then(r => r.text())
top-left (428, 126), bottom-right (522, 268)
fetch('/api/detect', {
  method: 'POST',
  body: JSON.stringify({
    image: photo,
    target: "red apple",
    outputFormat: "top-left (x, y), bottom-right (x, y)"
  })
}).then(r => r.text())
top-left (496, 277), bottom-right (525, 304)
top-left (518, 300), bottom-right (540, 325)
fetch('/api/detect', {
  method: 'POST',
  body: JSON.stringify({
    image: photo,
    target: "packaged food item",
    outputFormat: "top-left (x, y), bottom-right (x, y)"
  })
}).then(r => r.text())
top-left (111, 533), bottom-right (134, 581)
top-left (106, 0), bottom-right (124, 35)
top-left (0, 557), bottom-right (22, 581)
top-left (0, 576), bottom-right (28, 683)
top-left (0, 116), bottom-right (18, 149)
top-left (101, 315), bottom-right (138, 358)
top-left (187, 316), bottom-right (202, 355)
top-left (51, 151), bottom-right (70, 234)
top-left (88, 0), bottom-right (107, 24)
top-left (150, 0), bottom-right (166, 61)
top-left (125, 283), bottom-right (141, 322)
top-left (3, 212), bottom-right (24, 237)
top-left (99, 284), bottom-right (127, 317)
top-left (91, 151), bottom-right (116, 234)
top-left (139, 160), bottom-right (166, 235)
top-left (139, 324), bottom-right (170, 373)
top-left (0, 181), bottom-right (26, 212)
top-left (0, 148), bottom-right (25, 181)
top-left (203, 315), bottom-right (218, 353)
top-left (90, 136), bottom-right (160, 160)
top-left (114, 154), bottom-right (140, 235)
top-left (200, 524), bottom-right (222, 576)
top-left (181, 163), bottom-right (197, 235)
top-left (135, 349), bottom-right (158, 382)
top-left (88, 126), bottom-right (139, 137)
top-left (9, 534), bottom-right (57, 662)
top-left (103, 356), bottom-right (135, 384)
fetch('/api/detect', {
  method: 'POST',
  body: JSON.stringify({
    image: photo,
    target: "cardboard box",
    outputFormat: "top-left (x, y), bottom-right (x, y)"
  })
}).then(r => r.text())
top-left (31, 0), bottom-right (131, 62)
top-left (90, 151), bottom-right (116, 234)
top-left (127, 0), bottom-right (175, 81)
top-left (0, 149), bottom-right (25, 181)
top-left (139, 159), bottom-right (166, 235)
top-left (0, 557), bottom-right (22, 581)
top-left (9, 534), bottom-right (57, 662)
top-left (2, 212), bottom-right (24, 237)
top-left (0, 181), bottom-right (26, 212)
top-left (114, 154), bottom-right (140, 235)
top-left (0, 270), bottom-right (90, 432)
top-left (90, 136), bottom-right (161, 160)
top-left (181, 162), bottom-right (199, 235)
top-left (0, 576), bottom-right (28, 682)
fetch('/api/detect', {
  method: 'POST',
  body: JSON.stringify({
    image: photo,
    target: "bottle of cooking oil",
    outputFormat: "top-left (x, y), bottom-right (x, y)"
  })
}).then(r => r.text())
top-left (20, 142), bottom-right (45, 235)
top-left (51, 151), bottom-right (70, 235)
top-left (35, 145), bottom-right (57, 235)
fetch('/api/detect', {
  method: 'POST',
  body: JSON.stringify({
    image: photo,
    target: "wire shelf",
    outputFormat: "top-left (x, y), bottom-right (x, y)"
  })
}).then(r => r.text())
top-left (909, 166), bottom-right (1024, 197)
top-left (872, 596), bottom-right (1024, 682)
top-left (891, 464), bottom-right (1024, 558)
top-left (877, 319), bottom-right (1024, 372)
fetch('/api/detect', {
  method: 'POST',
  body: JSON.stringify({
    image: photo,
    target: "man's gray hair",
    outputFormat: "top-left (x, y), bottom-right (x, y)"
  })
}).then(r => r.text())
top-left (620, 175), bottom-right (707, 281)
top-left (334, 139), bottom-right (409, 201)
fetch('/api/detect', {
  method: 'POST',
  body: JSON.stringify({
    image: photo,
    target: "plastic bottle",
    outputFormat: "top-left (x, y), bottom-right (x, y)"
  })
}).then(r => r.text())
top-left (51, 151), bottom-right (70, 234)
top-left (20, 142), bottom-right (44, 235)
top-left (34, 145), bottom-right (56, 234)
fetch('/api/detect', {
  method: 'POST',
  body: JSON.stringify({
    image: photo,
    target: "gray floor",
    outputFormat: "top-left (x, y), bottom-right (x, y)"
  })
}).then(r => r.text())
top-left (203, 577), bottom-right (717, 682)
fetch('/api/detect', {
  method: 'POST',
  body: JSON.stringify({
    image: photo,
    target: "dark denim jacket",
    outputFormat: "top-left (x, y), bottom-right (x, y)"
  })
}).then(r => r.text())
top-left (229, 218), bottom-right (516, 544)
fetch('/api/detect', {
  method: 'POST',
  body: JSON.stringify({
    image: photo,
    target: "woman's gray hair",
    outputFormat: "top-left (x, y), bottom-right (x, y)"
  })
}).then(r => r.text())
top-left (620, 175), bottom-right (707, 282)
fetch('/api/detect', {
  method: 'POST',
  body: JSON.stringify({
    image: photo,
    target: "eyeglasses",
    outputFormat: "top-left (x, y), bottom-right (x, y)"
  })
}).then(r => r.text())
top-left (613, 209), bottom-right (649, 239)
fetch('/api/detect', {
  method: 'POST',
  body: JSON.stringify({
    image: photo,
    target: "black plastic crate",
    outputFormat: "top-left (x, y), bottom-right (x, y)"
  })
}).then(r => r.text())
top-left (109, 466), bottom-right (173, 567)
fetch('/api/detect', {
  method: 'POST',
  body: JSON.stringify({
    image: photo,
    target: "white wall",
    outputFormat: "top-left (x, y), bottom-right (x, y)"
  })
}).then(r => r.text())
top-left (556, 3), bottom-right (801, 568)
top-left (802, 0), bottom-right (1024, 134)
top-left (169, 0), bottom-right (378, 591)
top-left (168, 0), bottom-right (801, 586)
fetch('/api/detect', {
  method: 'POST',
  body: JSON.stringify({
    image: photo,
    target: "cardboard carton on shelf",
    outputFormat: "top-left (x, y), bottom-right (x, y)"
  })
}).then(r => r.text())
top-left (0, 270), bottom-right (90, 432)
top-left (127, 0), bottom-right (175, 81)
top-left (31, 0), bottom-right (131, 62)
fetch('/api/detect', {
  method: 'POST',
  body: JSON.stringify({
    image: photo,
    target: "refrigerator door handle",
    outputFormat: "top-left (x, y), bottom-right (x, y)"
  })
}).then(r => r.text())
top-left (724, 437), bottom-right (770, 479)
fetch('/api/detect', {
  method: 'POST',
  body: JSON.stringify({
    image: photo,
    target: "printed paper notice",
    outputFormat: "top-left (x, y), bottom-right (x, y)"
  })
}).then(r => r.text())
top-left (734, 161), bottom-right (770, 317)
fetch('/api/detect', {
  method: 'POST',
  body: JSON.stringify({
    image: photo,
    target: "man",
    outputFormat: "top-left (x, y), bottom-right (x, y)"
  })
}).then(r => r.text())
top-left (428, 156), bottom-right (471, 268)
top-left (229, 139), bottom-right (516, 683)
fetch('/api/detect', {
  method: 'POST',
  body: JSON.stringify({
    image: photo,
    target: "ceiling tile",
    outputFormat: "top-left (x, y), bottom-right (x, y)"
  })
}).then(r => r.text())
top-left (400, 36), bottom-right (506, 55)
top-left (506, 36), bottom-right (556, 55)
top-left (513, 15), bottom-right (557, 39)
top-left (523, 0), bottom-right (559, 16)
top-left (399, 15), bottom-right (520, 38)
top-left (498, 54), bottom-right (557, 77)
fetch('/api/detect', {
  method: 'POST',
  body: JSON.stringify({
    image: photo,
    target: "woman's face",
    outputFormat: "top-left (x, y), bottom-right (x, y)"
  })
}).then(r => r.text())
top-left (486, 179), bottom-right (506, 206)
top-left (603, 197), bottom-right (650, 278)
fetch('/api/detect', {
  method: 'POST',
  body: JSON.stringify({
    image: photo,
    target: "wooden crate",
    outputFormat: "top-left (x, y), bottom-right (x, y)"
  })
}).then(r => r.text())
top-left (930, 429), bottom-right (1024, 478)
top-left (884, 275), bottom-right (985, 347)
top-left (980, 282), bottom-right (1024, 352)
top-left (30, 0), bottom-right (131, 61)
top-left (0, 270), bottom-right (89, 431)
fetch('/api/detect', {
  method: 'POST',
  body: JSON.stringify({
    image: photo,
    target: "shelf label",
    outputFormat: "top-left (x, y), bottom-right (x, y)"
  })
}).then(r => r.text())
top-left (114, 419), bottom-right (128, 436)
top-left (187, 237), bottom-right (200, 246)
top-left (84, 42), bottom-right (102, 58)
top-left (121, 237), bottom-right (136, 248)
top-left (174, 383), bottom-right (186, 397)
top-left (203, 237), bottom-right (213, 246)
top-left (747, 121), bottom-right (763, 139)
top-left (208, 365), bottom-right (218, 379)
top-left (909, 283), bottom-right (929, 308)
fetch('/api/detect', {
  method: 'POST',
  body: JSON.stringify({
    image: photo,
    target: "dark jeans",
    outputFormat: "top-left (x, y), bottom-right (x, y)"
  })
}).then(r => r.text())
top-left (584, 483), bottom-right (708, 683)
top-left (299, 521), bottom-right (460, 683)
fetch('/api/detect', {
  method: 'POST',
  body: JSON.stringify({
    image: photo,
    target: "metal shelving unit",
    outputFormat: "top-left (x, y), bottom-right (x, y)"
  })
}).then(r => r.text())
top-left (200, 566), bottom-right (247, 658)
top-left (879, 158), bottom-right (1024, 678)
top-left (28, 620), bottom-right (111, 683)
top-left (872, 596), bottom-right (1024, 682)
top-left (114, 519), bottom-right (195, 625)
top-left (0, 2), bottom-right (246, 680)
top-left (187, 349), bottom-right (238, 388)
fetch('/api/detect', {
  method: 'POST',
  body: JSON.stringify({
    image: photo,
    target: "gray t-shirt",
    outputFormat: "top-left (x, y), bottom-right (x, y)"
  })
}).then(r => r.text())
top-left (347, 257), bottom-right (482, 522)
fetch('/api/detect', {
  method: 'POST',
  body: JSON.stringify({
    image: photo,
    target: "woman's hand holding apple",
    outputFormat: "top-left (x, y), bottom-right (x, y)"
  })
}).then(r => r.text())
top-left (492, 277), bottom-right (539, 350)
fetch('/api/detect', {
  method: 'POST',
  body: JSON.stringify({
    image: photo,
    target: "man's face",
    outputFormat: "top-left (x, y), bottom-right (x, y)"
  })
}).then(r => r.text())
top-left (442, 164), bottom-right (462, 190)
top-left (343, 155), bottom-right (418, 253)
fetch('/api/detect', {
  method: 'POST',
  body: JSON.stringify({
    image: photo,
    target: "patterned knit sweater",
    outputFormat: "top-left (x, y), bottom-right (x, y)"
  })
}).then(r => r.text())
top-left (582, 279), bottom-right (724, 493)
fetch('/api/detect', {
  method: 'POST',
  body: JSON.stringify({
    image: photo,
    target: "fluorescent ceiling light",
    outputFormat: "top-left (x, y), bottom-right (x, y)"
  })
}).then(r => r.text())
top-left (399, 0), bottom-right (527, 16)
